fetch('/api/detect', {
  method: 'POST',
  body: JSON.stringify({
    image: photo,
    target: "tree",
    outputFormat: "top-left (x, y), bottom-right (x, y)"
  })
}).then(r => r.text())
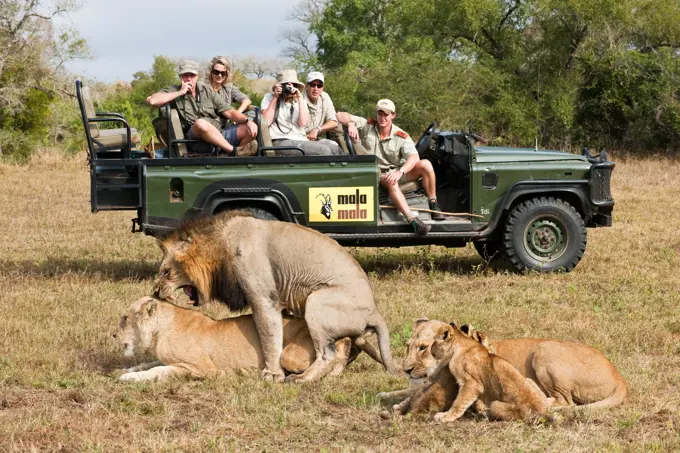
top-left (288, 0), bottom-right (680, 151)
top-left (0, 0), bottom-right (88, 158)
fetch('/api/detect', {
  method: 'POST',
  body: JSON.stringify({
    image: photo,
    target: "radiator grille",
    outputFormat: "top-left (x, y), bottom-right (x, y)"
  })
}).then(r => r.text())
top-left (591, 167), bottom-right (613, 202)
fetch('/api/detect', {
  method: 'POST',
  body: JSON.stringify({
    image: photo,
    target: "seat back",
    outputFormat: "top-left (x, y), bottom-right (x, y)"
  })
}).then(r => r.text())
top-left (169, 110), bottom-right (188, 157)
top-left (259, 115), bottom-right (275, 156)
top-left (78, 86), bottom-right (102, 139)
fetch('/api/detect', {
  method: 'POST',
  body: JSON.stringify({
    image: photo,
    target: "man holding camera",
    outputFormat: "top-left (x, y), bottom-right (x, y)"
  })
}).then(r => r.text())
top-left (337, 100), bottom-right (445, 236)
top-left (260, 69), bottom-right (342, 156)
top-left (146, 60), bottom-right (257, 155)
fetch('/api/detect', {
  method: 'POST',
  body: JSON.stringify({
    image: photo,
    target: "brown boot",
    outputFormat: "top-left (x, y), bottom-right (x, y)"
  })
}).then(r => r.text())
top-left (236, 140), bottom-right (258, 156)
top-left (429, 199), bottom-right (446, 221)
top-left (409, 217), bottom-right (431, 236)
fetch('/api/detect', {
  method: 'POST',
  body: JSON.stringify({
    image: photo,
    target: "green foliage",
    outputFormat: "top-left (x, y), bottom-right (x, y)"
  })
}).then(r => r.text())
top-left (292, 0), bottom-right (680, 151)
top-left (98, 56), bottom-right (179, 146)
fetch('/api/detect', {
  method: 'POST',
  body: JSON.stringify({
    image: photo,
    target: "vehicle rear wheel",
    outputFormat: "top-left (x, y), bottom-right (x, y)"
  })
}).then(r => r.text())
top-left (473, 240), bottom-right (504, 262)
top-left (503, 197), bottom-right (586, 273)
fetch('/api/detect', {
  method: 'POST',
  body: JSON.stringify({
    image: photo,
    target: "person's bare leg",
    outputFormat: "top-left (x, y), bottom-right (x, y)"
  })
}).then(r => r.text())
top-left (380, 177), bottom-right (413, 219)
top-left (236, 124), bottom-right (256, 146)
top-left (408, 160), bottom-right (437, 200)
top-left (191, 119), bottom-right (233, 153)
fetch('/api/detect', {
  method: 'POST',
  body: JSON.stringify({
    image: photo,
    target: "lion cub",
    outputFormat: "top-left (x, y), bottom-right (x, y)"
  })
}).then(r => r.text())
top-left (430, 324), bottom-right (553, 422)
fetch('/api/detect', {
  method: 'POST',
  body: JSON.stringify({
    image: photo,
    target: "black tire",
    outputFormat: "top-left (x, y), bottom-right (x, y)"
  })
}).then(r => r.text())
top-left (503, 197), bottom-right (586, 273)
top-left (473, 240), bottom-right (504, 262)
top-left (241, 207), bottom-right (278, 221)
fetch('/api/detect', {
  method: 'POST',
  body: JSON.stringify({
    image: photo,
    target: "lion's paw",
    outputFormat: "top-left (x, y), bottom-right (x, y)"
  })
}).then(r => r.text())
top-left (283, 373), bottom-right (303, 384)
top-left (260, 369), bottom-right (285, 383)
top-left (119, 372), bottom-right (141, 382)
top-left (433, 412), bottom-right (452, 423)
top-left (376, 392), bottom-right (390, 400)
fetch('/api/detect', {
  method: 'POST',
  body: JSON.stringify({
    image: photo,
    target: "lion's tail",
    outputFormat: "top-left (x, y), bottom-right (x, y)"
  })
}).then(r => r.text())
top-left (369, 314), bottom-right (400, 375)
top-left (553, 378), bottom-right (627, 412)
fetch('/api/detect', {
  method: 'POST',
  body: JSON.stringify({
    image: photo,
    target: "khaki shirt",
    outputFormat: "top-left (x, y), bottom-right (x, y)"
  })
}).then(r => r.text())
top-left (161, 82), bottom-right (229, 132)
top-left (214, 83), bottom-right (249, 106)
top-left (304, 92), bottom-right (337, 133)
top-left (350, 115), bottom-right (418, 171)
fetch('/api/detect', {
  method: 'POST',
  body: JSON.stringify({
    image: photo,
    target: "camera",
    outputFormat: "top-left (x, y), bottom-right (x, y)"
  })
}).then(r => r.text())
top-left (281, 83), bottom-right (294, 96)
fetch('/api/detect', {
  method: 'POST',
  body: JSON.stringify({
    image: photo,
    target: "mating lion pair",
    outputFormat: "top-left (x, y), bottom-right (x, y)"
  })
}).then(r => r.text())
top-left (379, 319), bottom-right (627, 422)
top-left (137, 211), bottom-right (397, 383)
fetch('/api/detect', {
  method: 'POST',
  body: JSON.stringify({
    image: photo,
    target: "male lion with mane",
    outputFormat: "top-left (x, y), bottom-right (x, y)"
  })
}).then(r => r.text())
top-left (114, 296), bottom-right (382, 382)
top-left (153, 211), bottom-right (398, 382)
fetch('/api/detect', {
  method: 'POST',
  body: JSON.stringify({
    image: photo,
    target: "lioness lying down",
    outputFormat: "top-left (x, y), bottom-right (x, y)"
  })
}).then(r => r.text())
top-left (115, 297), bottom-right (381, 382)
top-left (380, 318), bottom-right (627, 417)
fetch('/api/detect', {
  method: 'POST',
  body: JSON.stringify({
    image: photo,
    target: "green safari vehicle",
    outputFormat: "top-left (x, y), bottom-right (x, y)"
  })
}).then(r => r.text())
top-left (77, 81), bottom-right (615, 273)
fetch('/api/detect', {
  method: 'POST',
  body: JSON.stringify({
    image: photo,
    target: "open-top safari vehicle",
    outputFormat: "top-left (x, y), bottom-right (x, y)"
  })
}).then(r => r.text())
top-left (77, 80), bottom-right (615, 272)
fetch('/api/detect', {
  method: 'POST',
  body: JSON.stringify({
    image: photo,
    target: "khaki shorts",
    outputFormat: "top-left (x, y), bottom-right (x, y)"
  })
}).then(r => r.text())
top-left (380, 168), bottom-right (408, 185)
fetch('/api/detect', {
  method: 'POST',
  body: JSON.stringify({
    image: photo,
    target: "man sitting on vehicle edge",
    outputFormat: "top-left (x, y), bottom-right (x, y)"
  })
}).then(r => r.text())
top-left (337, 100), bottom-right (445, 236)
top-left (146, 60), bottom-right (257, 156)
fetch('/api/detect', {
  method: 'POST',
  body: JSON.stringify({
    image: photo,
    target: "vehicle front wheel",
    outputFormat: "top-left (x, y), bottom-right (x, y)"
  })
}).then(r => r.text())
top-left (503, 197), bottom-right (586, 273)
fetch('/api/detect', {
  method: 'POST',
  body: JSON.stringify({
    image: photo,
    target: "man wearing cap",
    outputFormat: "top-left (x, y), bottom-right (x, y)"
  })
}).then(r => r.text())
top-left (260, 69), bottom-right (342, 156)
top-left (337, 100), bottom-right (445, 236)
top-left (303, 71), bottom-right (342, 154)
top-left (146, 60), bottom-right (257, 155)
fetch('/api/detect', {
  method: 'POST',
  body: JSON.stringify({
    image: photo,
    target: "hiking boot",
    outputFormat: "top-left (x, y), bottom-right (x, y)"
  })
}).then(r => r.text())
top-left (409, 217), bottom-right (431, 236)
top-left (429, 199), bottom-right (446, 221)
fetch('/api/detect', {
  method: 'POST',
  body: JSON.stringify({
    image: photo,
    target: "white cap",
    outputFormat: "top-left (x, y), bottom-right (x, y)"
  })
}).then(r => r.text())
top-left (376, 99), bottom-right (396, 114)
top-left (306, 71), bottom-right (325, 84)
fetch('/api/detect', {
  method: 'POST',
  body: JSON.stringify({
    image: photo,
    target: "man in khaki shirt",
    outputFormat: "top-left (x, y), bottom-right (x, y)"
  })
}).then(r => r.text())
top-left (337, 99), bottom-right (445, 236)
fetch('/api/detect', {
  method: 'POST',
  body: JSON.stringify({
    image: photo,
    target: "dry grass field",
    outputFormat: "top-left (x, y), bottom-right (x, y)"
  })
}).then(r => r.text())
top-left (1, 151), bottom-right (679, 452)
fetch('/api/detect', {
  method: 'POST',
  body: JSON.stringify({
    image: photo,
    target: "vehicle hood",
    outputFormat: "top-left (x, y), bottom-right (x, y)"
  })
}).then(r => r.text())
top-left (475, 146), bottom-right (588, 164)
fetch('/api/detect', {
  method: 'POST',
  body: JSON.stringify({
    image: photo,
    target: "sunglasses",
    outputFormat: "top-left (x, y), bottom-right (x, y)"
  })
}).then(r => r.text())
top-left (308, 83), bottom-right (324, 88)
top-left (212, 69), bottom-right (227, 77)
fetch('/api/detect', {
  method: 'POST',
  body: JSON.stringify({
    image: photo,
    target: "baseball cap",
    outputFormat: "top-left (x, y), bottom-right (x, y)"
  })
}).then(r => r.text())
top-left (178, 60), bottom-right (200, 75)
top-left (306, 71), bottom-right (325, 84)
top-left (376, 99), bottom-right (396, 114)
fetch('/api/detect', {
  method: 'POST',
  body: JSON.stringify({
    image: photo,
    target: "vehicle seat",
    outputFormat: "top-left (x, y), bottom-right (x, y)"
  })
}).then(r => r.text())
top-left (169, 109), bottom-right (188, 157)
top-left (80, 85), bottom-right (142, 148)
top-left (259, 116), bottom-right (275, 156)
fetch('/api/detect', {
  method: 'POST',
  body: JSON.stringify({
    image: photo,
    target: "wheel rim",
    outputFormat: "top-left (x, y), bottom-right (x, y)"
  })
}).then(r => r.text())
top-left (523, 217), bottom-right (567, 262)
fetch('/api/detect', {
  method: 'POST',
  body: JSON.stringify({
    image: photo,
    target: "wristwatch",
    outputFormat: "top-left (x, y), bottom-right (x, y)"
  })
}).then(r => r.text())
top-left (316, 126), bottom-right (323, 134)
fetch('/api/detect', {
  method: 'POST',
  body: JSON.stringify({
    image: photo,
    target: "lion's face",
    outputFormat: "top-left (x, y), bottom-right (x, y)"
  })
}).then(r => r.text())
top-left (114, 297), bottom-right (159, 357)
top-left (402, 319), bottom-right (450, 382)
top-left (403, 319), bottom-right (494, 382)
top-left (153, 237), bottom-right (206, 306)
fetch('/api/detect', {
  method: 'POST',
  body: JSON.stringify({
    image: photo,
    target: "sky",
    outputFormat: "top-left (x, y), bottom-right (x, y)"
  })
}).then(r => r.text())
top-left (61, 0), bottom-right (304, 83)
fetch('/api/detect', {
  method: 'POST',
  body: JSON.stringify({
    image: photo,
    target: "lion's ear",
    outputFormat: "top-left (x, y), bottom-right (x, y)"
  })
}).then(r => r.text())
top-left (449, 320), bottom-right (459, 330)
top-left (436, 324), bottom-right (453, 342)
top-left (414, 317), bottom-right (429, 329)
top-left (145, 299), bottom-right (157, 317)
top-left (476, 331), bottom-right (491, 348)
top-left (459, 324), bottom-right (472, 335)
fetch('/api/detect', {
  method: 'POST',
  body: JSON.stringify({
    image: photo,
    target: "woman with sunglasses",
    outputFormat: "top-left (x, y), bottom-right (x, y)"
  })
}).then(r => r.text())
top-left (207, 56), bottom-right (252, 116)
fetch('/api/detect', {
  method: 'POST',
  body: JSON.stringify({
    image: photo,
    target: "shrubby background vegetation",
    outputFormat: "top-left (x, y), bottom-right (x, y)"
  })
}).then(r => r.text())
top-left (1, 0), bottom-right (680, 160)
